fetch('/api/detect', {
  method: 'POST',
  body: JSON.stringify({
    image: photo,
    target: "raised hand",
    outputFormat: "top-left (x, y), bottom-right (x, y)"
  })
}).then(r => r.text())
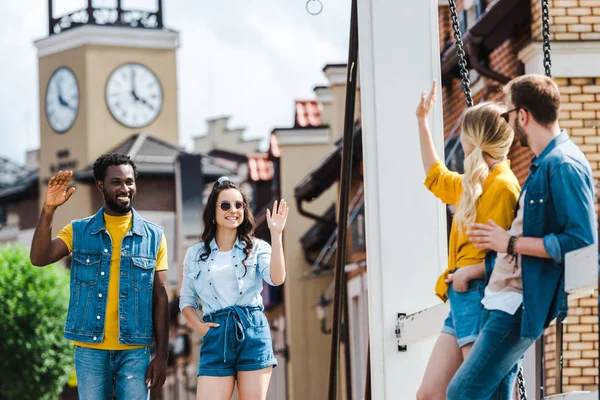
top-left (416, 80), bottom-right (437, 120)
top-left (45, 170), bottom-right (76, 208)
top-left (266, 199), bottom-right (289, 234)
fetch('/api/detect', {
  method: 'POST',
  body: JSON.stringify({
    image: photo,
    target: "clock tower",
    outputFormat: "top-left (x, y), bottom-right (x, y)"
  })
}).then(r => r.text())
top-left (35, 0), bottom-right (179, 232)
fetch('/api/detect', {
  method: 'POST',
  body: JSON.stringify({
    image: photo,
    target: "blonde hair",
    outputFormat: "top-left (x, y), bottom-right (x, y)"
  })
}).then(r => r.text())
top-left (453, 102), bottom-right (514, 232)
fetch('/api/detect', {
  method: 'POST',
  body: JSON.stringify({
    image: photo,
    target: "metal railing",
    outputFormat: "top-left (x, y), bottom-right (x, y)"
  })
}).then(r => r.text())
top-left (48, 0), bottom-right (164, 35)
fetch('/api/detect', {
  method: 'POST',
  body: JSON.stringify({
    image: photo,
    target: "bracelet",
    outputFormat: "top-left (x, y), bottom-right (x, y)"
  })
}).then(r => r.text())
top-left (507, 235), bottom-right (519, 256)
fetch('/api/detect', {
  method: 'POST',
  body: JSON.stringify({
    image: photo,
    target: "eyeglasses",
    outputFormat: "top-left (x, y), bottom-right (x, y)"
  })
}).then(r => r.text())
top-left (219, 201), bottom-right (246, 211)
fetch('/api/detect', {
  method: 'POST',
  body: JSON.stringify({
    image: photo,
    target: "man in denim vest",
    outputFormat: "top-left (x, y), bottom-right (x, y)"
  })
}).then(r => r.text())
top-left (445, 74), bottom-right (597, 399)
top-left (30, 153), bottom-right (169, 399)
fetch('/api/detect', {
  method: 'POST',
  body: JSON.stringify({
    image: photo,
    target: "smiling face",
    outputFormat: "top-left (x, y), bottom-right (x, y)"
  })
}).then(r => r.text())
top-left (97, 164), bottom-right (136, 215)
top-left (215, 188), bottom-right (245, 231)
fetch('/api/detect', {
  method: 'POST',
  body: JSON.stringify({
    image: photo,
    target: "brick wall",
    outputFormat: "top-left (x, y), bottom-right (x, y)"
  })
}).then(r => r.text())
top-left (555, 77), bottom-right (600, 184)
top-left (532, 0), bottom-right (600, 41)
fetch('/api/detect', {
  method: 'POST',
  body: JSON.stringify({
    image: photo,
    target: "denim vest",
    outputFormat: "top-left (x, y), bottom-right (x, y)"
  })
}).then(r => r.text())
top-left (485, 131), bottom-right (597, 339)
top-left (64, 207), bottom-right (163, 345)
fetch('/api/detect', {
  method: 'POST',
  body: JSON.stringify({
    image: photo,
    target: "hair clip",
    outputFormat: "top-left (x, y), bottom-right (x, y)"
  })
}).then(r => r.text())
top-left (217, 176), bottom-right (230, 185)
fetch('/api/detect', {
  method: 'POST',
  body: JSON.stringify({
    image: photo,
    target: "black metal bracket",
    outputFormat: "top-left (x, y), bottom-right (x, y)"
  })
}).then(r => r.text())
top-left (395, 313), bottom-right (407, 352)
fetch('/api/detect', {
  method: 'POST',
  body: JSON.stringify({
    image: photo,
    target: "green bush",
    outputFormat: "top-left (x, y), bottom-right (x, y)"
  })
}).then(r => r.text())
top-left (0, 246), bottom-right (73, 400)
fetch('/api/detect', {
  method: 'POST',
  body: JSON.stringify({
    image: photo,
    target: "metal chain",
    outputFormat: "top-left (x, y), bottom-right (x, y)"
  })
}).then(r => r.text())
top-left (517, 365), bottom-right (528, 400)
top-left (447, 0), bottom-right (473, 108)
top-left (541, 0), bottom-right (552, 77)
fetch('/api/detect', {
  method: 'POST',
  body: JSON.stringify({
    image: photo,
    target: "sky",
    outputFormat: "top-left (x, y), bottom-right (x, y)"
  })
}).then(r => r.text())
top-left (0, 0), bottom-right (350, 164)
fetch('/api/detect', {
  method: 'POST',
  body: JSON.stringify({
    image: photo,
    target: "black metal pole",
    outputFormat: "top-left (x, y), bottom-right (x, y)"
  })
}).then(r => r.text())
top-left (157, 0), bottom-right (164, 28)
top-left (343, 294), bottom-right (353, 400)
top-left (48, 0), bottom-right (53, 35)
top-left (327, 0), bottom-right (359, 397)
top-left (329, 0), bottom-right (358, 400)
top-left (556, 319), bottom-right (563, 394)
top-left (116, 0), bottom-right (122, 24)
top-left (87, 0), bottom-right (93, 24)
top-left (537, 339), bottom-right (546, 399)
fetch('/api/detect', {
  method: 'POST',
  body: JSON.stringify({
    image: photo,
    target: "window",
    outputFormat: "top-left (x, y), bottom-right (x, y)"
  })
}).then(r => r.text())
top-left (460, 0), bottom-right (486, 32)
top-left (347, 275), bottom-right (369, 400)
top-left (351, 203), bottom-right (366, 253)
top-left (459, 9), bottom-right (468, 34)
top-left (475, 0), bottom-right (485, 20)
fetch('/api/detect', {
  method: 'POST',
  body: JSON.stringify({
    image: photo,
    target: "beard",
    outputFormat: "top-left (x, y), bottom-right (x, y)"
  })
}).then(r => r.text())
top-left (103, 188), bottom-right (134, 214)
top-left (514, 119), bottom-right (529, 147)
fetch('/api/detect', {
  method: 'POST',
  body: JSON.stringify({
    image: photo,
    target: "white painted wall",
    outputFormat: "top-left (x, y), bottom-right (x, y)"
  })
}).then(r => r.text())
top-left (357, 0), bottom-right (448, 398)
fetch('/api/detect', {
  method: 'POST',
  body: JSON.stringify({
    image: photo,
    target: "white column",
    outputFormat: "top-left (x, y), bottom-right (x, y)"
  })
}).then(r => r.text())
top-left (357, 0), bottom-right (448, 398)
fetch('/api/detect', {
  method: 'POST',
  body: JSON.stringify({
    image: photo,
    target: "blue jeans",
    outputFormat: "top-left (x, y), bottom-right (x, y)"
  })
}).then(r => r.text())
top-left (446, 308), bottom-right (536, 399)
top-left (74, 346), bottom-right (150, 400)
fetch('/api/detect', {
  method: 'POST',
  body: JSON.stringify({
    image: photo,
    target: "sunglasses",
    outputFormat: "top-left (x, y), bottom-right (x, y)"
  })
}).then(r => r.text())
top-left (501, 107), bottom-right (528, 123)
top-left (219, 201), bottom-right (246, 211)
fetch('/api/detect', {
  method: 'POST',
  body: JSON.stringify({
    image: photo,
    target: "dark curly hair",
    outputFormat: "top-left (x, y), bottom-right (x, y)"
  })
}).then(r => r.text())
top-left (199, 179), bottom-right (255, 276)
top-left (92, 152), bottom-right (138, 182)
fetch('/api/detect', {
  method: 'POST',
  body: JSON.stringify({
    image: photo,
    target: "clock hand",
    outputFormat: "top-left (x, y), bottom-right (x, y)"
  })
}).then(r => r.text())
top-left (58, 94), bottom-right (77, 112)
top-left (137, 97), bottom-right (155, 111)
top-left (130, 66), bottom-right (141, 101)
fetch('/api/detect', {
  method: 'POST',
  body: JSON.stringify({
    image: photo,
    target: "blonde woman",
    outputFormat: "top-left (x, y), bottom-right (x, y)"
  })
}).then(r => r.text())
top-left (415, 81), bottom-right (521, 400)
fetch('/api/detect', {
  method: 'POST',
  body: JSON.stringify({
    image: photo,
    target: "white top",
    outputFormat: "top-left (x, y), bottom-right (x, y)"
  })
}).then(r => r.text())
top-left (481, 192), bottom-right (525, 315)
top-left (210, 250), bottom-right (239, 308)
top-left (481, 286), bottom-right (523, 315)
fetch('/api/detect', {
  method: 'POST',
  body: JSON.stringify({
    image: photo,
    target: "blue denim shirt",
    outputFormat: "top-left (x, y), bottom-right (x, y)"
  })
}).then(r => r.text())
top-left (65, 207), bottom-right (163, 345)
top-left (485, 130), bottom-right (597, 339)
top-left (179, 238), bottom-right (279, 315)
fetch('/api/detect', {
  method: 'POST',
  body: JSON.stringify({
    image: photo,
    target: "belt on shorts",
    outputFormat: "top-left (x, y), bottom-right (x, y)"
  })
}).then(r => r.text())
top-left (204, 305), bottom-right (262, 363)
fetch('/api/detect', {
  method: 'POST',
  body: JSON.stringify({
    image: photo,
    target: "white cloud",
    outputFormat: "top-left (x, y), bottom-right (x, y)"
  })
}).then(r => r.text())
top-left (0, 0), bottom-right (350, 163)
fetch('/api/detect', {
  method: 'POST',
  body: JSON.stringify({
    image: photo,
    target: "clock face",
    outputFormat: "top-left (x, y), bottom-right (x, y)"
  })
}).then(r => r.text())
top-left (105, 63), bottom-right (163, 129)
top-left (45, 67), bottom-right (80, 133)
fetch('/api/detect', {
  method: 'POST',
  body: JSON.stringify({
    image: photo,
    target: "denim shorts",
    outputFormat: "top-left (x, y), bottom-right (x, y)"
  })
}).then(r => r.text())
top-left (198, 305), bottom-right (278, 376)
top-left (441, 278), bottom-right (485, 348)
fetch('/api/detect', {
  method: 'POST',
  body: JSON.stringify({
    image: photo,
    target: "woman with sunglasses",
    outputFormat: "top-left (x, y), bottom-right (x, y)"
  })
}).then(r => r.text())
top-left (416, 81), bottom-right (521, 400)
top-left (179, 177), bottom-right (288, 400)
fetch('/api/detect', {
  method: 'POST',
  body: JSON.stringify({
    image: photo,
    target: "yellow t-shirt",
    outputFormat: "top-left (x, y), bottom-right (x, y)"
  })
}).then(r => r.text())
top-left (57, 213), bottom-right (168, 350)
top-left (424, 160), bottom-right (521, 302)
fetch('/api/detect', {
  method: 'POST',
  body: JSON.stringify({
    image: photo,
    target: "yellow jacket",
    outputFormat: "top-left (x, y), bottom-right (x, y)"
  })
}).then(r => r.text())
top-left (424, 160), bottom-right (521, 302)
